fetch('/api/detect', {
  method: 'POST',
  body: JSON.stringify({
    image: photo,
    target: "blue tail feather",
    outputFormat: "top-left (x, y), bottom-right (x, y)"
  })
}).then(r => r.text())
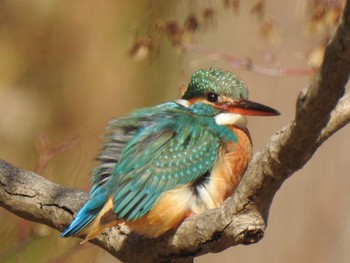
top-left (60, 190), bottom-right (108, 238)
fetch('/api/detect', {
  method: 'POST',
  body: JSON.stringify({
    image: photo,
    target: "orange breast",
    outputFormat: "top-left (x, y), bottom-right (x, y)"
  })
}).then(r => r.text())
top-left (222, 125), bottom-right (252, 198)
top-left (204, 125), bottom-right (252, 205)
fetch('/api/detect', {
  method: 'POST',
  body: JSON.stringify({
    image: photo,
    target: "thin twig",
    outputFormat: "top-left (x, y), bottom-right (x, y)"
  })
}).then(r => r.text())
top-left (179, 42), bottom-right (317, 76)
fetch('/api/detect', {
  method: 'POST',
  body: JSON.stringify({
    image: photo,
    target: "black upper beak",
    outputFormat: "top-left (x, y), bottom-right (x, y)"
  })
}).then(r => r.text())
top-left (217, 99), bottom-right (280, 116)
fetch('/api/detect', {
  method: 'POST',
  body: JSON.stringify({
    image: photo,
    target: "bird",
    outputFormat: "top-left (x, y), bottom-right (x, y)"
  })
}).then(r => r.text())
top-left (60, 68), bottom-right (280, 242)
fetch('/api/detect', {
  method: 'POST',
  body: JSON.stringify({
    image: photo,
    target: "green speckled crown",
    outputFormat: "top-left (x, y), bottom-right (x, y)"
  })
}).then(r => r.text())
top-left (182, 68), bottom-right (249, 100)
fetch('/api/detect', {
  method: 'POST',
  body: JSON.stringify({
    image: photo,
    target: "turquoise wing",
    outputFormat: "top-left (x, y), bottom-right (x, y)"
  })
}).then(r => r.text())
top-left (110, 113), bottom-right (223, 221)
top-left (90, 102), bottom-right (185, 194)
top-left (91, 102), bottom-right (238, 222)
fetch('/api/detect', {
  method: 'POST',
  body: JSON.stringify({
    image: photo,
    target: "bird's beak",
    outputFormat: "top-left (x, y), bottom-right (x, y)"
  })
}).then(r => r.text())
top-left (216, 99), bottom-right (280, 116)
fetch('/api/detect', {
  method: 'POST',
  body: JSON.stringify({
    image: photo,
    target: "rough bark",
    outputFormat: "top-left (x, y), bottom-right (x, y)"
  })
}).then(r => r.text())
top-left (1, 1), bottom-right (350, 262)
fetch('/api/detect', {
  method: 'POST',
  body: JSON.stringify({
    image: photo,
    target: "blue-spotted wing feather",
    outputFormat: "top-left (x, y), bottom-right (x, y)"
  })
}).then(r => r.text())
top-left (90, 102), bottom-right (183, 194)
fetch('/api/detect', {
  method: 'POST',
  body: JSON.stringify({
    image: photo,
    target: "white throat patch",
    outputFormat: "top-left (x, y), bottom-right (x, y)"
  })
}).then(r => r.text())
top-left (214, 113), bottom-right (248, 127)
top-left (175, 99), bottom-right (190, 107)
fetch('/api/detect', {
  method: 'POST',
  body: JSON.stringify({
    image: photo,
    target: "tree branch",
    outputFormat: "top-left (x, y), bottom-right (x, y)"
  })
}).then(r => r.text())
top-left (1, 1), bottom-right (350, 262)
top-left (316, 92), bottom-right (350, 146)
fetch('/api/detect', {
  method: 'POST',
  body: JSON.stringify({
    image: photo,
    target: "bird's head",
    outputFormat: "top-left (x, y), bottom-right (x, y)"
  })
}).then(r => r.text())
top-left (178, 68), bottom-right (280, 126)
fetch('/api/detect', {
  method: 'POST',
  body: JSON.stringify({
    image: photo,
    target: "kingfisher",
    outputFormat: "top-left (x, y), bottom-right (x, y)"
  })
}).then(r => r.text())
top-left (60, 68), bottom-right (279, 241)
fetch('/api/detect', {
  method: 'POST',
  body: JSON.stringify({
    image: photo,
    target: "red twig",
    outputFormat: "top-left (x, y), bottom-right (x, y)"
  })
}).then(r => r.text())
top-left (35, 133), bottom-right (80, 174)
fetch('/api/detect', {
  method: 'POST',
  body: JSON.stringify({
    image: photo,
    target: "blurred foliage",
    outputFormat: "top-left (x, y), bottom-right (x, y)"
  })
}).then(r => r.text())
top-left (0, 1), bottom-right (346, 263)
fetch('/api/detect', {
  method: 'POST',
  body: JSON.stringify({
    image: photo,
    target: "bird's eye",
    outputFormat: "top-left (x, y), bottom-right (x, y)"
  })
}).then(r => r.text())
top-left (207, 92), bottom-right (219, 102)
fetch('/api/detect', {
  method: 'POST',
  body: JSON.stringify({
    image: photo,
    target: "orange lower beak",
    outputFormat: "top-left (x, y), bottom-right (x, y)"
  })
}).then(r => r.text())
top-left (217, 99), bottom-right (280, 116)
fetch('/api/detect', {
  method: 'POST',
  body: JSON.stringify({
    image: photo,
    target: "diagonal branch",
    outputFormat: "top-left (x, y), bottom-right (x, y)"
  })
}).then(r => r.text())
top-left (1, 1), bottom-right (350, 262)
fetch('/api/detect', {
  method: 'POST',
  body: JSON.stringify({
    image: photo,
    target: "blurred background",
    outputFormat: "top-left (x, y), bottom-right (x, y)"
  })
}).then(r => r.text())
top-left (0, 1), bottom-right (349, 262)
